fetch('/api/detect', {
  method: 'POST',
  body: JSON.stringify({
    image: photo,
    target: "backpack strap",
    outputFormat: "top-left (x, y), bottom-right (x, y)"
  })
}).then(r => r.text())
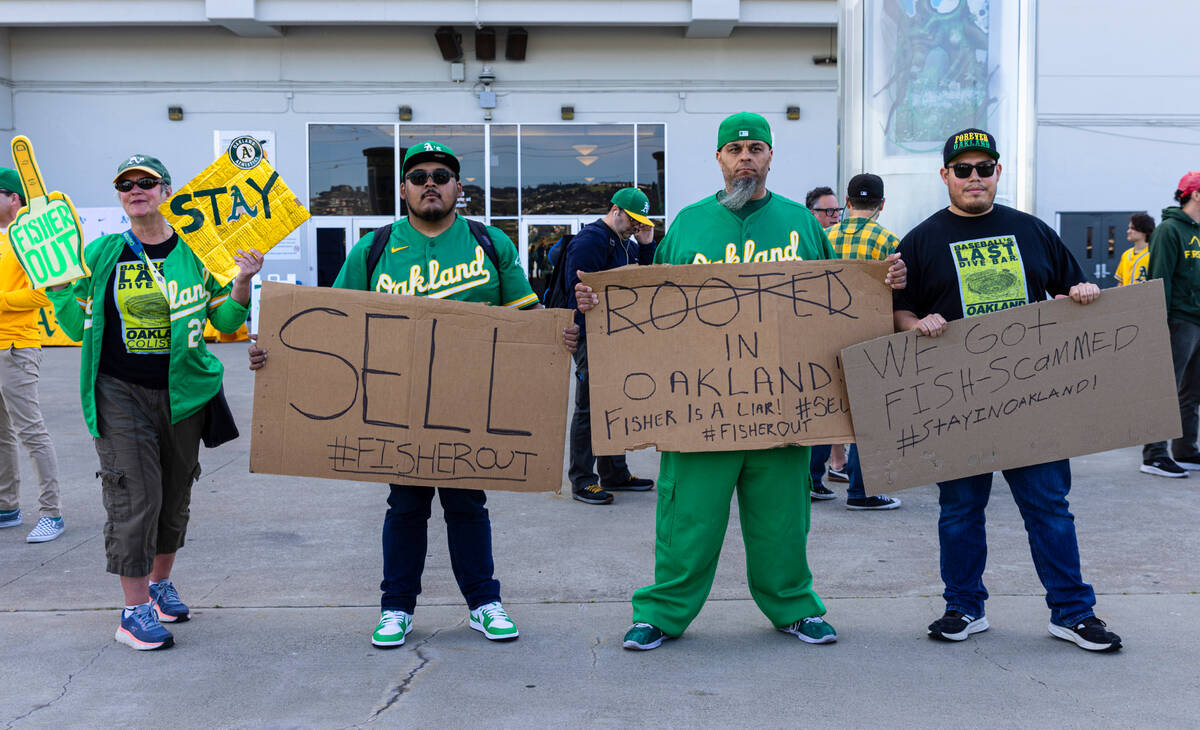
top-left (366, 217), bottom-right (501, 280)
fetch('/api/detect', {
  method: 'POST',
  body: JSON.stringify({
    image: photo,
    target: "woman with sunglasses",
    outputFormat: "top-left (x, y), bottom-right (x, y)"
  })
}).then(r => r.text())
top-left (47, 154), bottom-right (262, 651)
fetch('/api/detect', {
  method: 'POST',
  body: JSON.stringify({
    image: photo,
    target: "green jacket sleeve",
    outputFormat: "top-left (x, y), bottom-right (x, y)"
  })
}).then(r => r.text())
top-left (1147, 223), bottom-right (1179, 307)
top-left (488, 226), bottom-right (539, 309)
top-left (204, 275), bottom-right (249, 333)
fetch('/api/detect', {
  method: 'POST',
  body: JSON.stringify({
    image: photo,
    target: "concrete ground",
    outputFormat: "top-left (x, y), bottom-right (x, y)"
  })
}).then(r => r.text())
top-left (1, 343), bottom-right (1196, 729)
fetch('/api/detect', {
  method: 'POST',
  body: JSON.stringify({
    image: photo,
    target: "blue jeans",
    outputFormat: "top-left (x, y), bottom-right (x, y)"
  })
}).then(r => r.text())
top-left (811, 444), bottom-right (866, 500)
top-left (380, 485), bottom-right (501, 614)
top-left (569, 339), bottom-right (630, 489)
top-left (937, 460), bottom-right (1095, 626)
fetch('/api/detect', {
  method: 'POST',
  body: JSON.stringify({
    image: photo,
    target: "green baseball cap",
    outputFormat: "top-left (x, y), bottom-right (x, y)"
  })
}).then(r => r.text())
top-left (611, 187), bottom-right (653, 226)
top-left (717, 112), bottom-right (772, 150)
top-left (402, 140), bottom-right (461, 175)
top-left (113, 154), bottom-right (171, 184)
top-left (0, 167), bottom-right (25, 202)
top-left (943, 128), bottom-right (999, 166)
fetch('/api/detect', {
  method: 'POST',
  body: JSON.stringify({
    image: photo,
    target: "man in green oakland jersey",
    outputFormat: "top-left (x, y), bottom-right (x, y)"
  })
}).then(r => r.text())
top-left (578, 113), bottom-right (906, 651)
top-left (251, 140), bottom-right (577, 648)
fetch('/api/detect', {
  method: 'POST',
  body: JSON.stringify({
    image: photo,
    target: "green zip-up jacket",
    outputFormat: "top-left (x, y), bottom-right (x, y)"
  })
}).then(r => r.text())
top-left (1148, 206), bottom-right (1200, 326)
top-left (47, 233), bottom-right (249, 437)
top-left (654, 192), bottom-right (834, 266)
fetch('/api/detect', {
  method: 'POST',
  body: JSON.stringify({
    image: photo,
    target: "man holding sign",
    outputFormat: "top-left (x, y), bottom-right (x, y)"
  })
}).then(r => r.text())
top-left (893, 128), bottom-right (1121, 652)
top-left (251, 141), bottom-right (578, 649)
top-left (0, 167), bottom-right (65, 542)
top-left (580, 114), bottom-right (906, 651)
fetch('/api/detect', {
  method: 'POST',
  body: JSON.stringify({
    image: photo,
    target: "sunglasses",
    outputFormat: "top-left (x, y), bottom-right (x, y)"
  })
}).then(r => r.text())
top-left (405, 169), bottom-right (456, 186)
top-left (114, 177), bottom-right (165, 193)
top-left (948, 161), bottom-right (997, 179)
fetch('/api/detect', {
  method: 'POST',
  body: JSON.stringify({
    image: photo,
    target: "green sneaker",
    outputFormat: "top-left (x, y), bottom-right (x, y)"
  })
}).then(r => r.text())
top-left (623, 622), bottom-right (671, 651)
top-left (780, 616), bottom-right (837, 644)
top-left (469, 601), bottom-right (519, 641)
top-left (371, 610), bottom-right (413, 648)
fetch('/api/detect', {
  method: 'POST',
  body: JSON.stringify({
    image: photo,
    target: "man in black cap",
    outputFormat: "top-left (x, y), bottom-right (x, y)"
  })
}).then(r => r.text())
top-left (893, 128), bottom-right (1121, 652)
top-left (823, 173), bottom-right (903, 510)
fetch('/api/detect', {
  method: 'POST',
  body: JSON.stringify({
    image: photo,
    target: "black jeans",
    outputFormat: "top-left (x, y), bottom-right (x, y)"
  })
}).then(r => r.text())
top-left (380, 484), bottom-right (501, 613)
top-left (1145, 317), bottom-right (1200, 461)
top-left (568, 338), bottom-right (630, 490)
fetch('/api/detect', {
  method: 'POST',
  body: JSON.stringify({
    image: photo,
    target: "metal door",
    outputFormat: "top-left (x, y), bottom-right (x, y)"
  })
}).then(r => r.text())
top-left (1058, 211), bottom-right (1144, 289)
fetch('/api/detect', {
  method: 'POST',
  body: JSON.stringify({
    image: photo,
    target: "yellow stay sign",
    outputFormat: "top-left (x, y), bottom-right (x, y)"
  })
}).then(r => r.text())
top-left (159, 137), bottom-right (310, 285)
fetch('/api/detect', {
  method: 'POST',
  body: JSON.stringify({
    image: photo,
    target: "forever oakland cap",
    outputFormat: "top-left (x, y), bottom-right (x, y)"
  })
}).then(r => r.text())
top-left (611, 187), bottom-right (653, 226)
top-left (0, 167), bottom-right (24, 200)
top-left (113, 154), bottom-right (171, 184)
top-left (942, 128), bottom-right (999, 166)
top-left (403, 140), bottom-right (461, 175)
top-left (718, 112), bottom-right (772, 150)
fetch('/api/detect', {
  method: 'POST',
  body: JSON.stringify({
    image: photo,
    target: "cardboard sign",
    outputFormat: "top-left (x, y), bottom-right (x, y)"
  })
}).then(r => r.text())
top-left (159, 137), bottom-right (310, 286)
top-left (250, 282), bottom-right (573, 492)
top-left (580, 260), bottom-right (893, 454)
top-left (841, 280), bottom-right (1180, 494)
top-left (5, 137), bottom-right (89, 288)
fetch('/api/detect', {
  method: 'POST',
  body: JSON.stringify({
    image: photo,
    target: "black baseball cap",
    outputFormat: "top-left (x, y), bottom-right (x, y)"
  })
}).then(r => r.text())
top-left (847, 173), bottom-right (884, 201)
top-left (943, 128), bottom-right (999, 166)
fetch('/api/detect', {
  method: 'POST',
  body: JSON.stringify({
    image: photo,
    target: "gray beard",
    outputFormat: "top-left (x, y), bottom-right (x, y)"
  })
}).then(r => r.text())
top-left (720, 177), bottom-right (759, 211)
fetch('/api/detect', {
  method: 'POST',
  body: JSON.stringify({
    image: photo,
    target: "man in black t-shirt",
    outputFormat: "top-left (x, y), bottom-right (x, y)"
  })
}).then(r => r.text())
top-left (893, 128), bottom-right (1122, 653)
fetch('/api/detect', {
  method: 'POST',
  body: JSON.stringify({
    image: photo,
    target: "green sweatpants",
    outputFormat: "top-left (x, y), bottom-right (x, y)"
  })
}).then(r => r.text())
top-left (631, 446), bottom-right (825, 637)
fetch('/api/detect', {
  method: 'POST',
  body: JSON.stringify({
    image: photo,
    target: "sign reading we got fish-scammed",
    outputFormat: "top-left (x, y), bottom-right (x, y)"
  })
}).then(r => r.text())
top-left (160, 137), bottom-right (310, 285)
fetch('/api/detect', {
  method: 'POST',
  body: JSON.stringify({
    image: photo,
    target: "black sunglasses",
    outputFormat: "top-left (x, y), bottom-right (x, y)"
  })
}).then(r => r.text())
top-left (811, 207), bottom-right (842, 217)
top-left (405, 169), bottom-right (456, 186)
top-left (114, 177), bottom-right (165, 193)
top-left (948, 161), bottom-right (997, 179)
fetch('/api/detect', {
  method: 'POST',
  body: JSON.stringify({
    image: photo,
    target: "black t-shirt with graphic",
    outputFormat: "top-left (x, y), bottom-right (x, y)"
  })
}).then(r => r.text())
top-left (894, 204), bottom-right (1086, 322)
top-left (99, 235), bottom-right (178, 389)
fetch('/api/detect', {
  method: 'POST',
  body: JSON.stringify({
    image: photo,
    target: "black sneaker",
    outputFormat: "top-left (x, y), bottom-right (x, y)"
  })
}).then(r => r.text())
top-left (810, 482), bottom-right (837, 501)
top-left (846, 495), bottom-right (901, 510)
top-left (1171, 453), bottom-right (1200, 470)
top-left (826, 466), bottom-right (849, 483)
top-left (1048, 616), bottom-right (1122, 652)
top-left (572, 484), bottom-right (613, 505)
top-left (602, 475), bottom-right (654, 491)
top-left (928, 610), bottom-right (989, 641)
top-left (1141, 457), bottom-right (1188, 478)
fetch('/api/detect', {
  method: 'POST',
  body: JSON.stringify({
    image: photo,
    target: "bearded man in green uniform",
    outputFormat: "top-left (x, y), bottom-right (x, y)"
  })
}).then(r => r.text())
top-left (580, 113), bottom-right (906, 650)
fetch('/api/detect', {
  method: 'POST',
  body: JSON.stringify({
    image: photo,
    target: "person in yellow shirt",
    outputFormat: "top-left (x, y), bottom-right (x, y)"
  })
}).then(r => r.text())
top-left (0, 167), bottom-right (64, 542)
top-left (1114, 212), bottom-right (1153, 286)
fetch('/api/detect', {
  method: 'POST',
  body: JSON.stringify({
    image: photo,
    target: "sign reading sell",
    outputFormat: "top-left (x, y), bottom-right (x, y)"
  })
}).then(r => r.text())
top-left (159, 136), bottom-right (310, 286)
top-left (4, 136), bottom-right (89, 288)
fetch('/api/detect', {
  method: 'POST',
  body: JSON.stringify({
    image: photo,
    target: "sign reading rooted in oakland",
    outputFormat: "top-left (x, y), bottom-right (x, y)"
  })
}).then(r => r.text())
top-left (250, 282), bottom-right (573, 492)
top-left (580, 260), bottom-right (893, 454)
top-left (841, 280), bottom-right (1180, 495)
top-left (160, 137), bottom-right (310, 286)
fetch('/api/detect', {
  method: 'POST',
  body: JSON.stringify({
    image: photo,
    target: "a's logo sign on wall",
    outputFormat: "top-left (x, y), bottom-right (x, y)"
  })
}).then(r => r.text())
top-left (228, 136), bottom-right (264, 170)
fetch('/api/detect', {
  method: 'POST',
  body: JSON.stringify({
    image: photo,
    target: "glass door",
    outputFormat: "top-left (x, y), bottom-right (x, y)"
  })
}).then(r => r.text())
top-left (309, 215), bottom-right (395, 286)
top-left (521, 217), bottom-right (588, 299)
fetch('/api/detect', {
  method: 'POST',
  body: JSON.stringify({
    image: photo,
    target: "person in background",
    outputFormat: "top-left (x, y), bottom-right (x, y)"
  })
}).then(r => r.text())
top-left (0, 167), bottom-right (66, 543)
top-left (1146, 172), bottom-right (1200, 476)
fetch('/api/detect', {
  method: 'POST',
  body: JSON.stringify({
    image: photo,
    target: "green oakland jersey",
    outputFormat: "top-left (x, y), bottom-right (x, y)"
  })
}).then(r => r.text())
top-left (336, 216), bottom-right (539, 309)
top-left (654, 192), bottom-right (834, 266)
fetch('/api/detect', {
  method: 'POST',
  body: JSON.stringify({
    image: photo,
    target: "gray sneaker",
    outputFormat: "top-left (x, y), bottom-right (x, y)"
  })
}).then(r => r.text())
top-left (26, 516), bottom-right (64, 543)
top-left (0, 509), bottom-right (21, 528)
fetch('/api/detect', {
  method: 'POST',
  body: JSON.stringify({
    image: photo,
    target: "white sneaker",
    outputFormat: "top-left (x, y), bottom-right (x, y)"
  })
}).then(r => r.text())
top-left (468, 601), bottom-right (519, 641)
top-left (371, 610), bottom-right (413, 647)
top-left (26, 516), bottom-right (64, 543)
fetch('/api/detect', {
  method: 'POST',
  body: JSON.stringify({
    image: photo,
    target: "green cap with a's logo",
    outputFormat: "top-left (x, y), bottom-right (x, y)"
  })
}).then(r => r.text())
top-left (717, 112), bottom-right (773, 150)
top-left (113, 154), bottom-right (171, 184)
top-left (943, 128), bottom-right (999, 166)
top-left (611, 187), bottom-right (653, 226)
top-left (403, 140), bottom-right (461, 175)
top-left (0, 167), bottom-right (25, 202)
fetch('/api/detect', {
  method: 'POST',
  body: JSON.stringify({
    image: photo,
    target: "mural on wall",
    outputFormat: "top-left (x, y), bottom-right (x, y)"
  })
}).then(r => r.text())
top-left (874, 0), bottom-right (992, 154)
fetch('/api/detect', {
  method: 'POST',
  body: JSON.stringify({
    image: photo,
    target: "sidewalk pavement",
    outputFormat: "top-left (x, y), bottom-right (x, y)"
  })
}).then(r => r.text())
top-left (1, 343), bottom-right (1196, 728)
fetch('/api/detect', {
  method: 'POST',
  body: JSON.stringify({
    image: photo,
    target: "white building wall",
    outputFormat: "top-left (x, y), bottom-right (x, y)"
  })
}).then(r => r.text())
top-left (3, 24), bottom-right (838, 279)
top-left (1035, 1), bottom-right (1200, 222)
